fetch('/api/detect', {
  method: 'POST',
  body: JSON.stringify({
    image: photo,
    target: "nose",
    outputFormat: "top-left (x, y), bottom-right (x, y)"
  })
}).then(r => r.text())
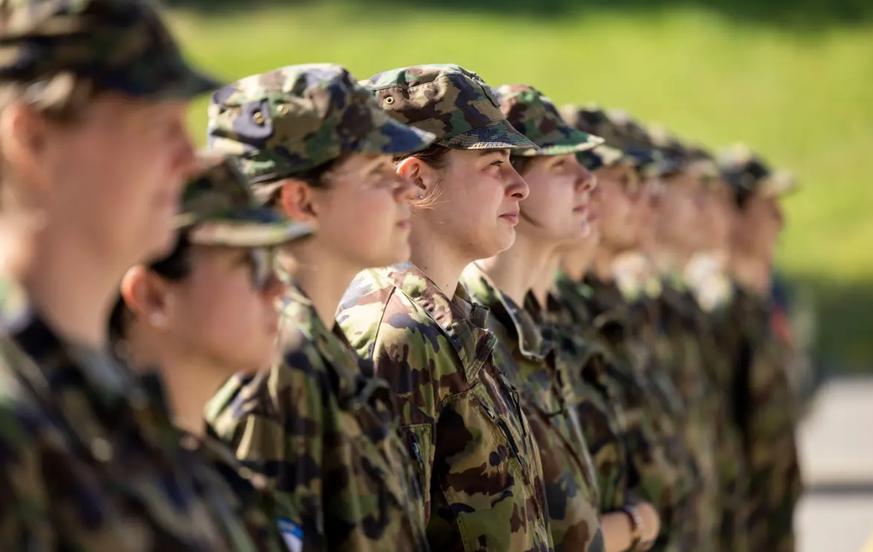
top-left (575, 161), bottom-right (596, 192)
top-left (174, 122), bottom-right (200, 181)
top-left (505, 164), bottom-right (530, 201)
top-left (262, 273), bottom-right (285, 301)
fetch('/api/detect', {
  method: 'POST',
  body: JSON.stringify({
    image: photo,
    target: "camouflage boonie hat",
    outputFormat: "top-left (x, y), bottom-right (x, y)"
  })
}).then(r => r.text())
top-left (176, 152), bottom-right (313, 247)
top-left (495, 84), bottom-right (602, 157)
top-left (208, 63), bottom-right (434, 191)
top-left (0, 0), bottom-right (219, 100)
top-left (718, 144), bottom-right (797, 199)
top-left (361, 64), bottom-right (537, 151)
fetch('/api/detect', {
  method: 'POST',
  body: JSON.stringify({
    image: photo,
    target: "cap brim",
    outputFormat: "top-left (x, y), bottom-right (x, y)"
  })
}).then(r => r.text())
top-left (516, 130), bottom-right (605, 157)
top-left (102, 61), bottom-right (221, 101)
top-left (577, 145), bottom-right (627, 171)
top-left (187, 220), bottom-right (314, 247)
top-left (437, 119), bottom-right (538, 151)
top-left (352, 116), bottom-right (436, 157)
top-left (758, 170), bottom-right (797, 197)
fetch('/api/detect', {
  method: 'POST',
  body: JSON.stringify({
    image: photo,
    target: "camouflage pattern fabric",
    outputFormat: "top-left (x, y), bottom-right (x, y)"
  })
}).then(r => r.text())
top-left (361, 64), bottom-right (537, 151)
top-left (207, 63), bottom-right (434, 187)
top-left (206, 281), bottom-right (429, 552)
top-left (551, 272), bottom-right (700, 552)
top-left (540, 288), bottom-right (632, 513)
top-left (0, 0), bottom-right (218, 100)
top-left (336, 263), bottom-right (553, 552)
top-left (723, 286), bottom-right (803, 552)
top-left (560, 104), bottom-right (673, 177)
top-left (462, 264), bottom-right (604, 552)
top-left (0, 274), bottom-right (279, 552)
top-left (652, 276), bottom-right (722, 550)
top-left (494, 84), bottom-right (602, 156)
top-left (177, 152), bottom-right (313, 247)
top-left (717, 144), bottom-right (797, 202)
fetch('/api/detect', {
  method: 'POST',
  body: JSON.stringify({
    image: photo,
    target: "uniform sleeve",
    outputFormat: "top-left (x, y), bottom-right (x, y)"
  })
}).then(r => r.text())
top-left (745, 338), bottom-right (802, 552)
top-left (0, 402), bottom-right (54, 552)
top-left (367, 321), bottom-right (441, 522)
top-left (206, 347), bottom-right (327, 548)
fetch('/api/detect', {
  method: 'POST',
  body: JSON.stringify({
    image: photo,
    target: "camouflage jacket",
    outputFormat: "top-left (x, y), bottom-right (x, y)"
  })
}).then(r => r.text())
top-left (336, 263), bottom-right (553, 552)
top-left (0, 280), bottom-right (275, 552)
top-left (552, 272), bottom-right (698, 552)
top-left (720, 286), bottom-right (803, 552)
top-left (206, 282), bottom-right (429, 552)
top-left (653, 279), bottom-right (721, 550)
top-left (462, 266), bottom-right (603, 552)
top-left (540, 291), bottom-right (631, 513)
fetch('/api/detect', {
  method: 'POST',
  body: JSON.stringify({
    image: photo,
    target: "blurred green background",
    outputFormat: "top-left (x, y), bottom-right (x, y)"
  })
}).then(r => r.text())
top-left (165, 0), bottom-right (872, 371)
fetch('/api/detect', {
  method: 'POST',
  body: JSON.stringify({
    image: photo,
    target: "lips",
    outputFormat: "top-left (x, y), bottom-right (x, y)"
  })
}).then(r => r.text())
top-left (499, 209), bottom-right (520, 225)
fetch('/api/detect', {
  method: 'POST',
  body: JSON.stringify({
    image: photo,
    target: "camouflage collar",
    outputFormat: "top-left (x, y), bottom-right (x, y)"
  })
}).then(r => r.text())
top-left (462, 263), bottom-right (551, 362)
top-left (282, 282), bottom-right (382, 404)
top-left (381, 262), bottom-right (490, 332)
top-left (0, 272), bottom-right (31, 333)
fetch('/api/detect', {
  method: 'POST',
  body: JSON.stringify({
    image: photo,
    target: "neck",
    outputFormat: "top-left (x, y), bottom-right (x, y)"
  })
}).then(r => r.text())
top-left (592, 244), bottom-right (622, 283)
top-left (408, 225), bottom-right (470, 299)
top-left (650, 242), bottom-right (694, 276)
top-left (476, 234), bottom-right (554, 306)
top-left (0, 220), bottom-right (116, 348)
top-left (287, 243), bottom-right (359, 328)
top-left (561, 237), bottom-right (598, 282)
top-left (532, 252), bottom-right (561, 306)
top-left (124, 328), bottom-right (228, 437)
top-left (730, 252), bottom-right (772, 297)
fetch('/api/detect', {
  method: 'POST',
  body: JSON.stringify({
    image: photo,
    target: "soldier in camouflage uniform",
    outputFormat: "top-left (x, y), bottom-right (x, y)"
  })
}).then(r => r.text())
top-left (109, 152), bottom-right (316, 552)
top-left (0, 0), bottom-right (297, 550)
top-left (201, 64), bottom-right (435, 551)
top-left (336, 64), bottom-right (554, 552)
top-left (460, 84), bottom-right (609, 552)
top-left (556, 105), bottom-right (702, 552)
top-left (718, 145), bottom-right (803, 552)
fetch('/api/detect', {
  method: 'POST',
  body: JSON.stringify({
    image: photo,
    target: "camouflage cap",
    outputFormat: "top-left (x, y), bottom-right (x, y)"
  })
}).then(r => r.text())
top-left (208, 63), bottom-right (434, 187)
top-left (0, 0), bottom-right (219, 100)
top-left (718, 144), bottom-right (797, 199)
top-left (495, 84), bottom-right (602, 157)
top-left (561, 103), bottom-right (669, 177)
top-left (576, 145), bottom-right (628, 172)
top-left (176, 152), bottom-right (313, 248)
top-left (361, 64), bottom-right (537, 151)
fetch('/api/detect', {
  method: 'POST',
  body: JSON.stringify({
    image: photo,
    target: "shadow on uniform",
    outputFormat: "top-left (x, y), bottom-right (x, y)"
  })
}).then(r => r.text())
top-left (165, 0), bottom-right (873, 30)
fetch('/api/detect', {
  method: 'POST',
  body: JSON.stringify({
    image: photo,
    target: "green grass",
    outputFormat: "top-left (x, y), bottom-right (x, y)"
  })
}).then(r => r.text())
top-left (167, 3), bottom-right (873, 368)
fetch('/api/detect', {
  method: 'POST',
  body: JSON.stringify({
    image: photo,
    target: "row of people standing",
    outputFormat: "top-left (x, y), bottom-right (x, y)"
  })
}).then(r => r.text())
top-left (0, 1), bottom-right (802, 551)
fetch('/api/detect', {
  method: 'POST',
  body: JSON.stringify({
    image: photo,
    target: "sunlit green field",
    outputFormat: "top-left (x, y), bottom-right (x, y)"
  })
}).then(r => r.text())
top-left (167, 2), bottom-right (873, 368)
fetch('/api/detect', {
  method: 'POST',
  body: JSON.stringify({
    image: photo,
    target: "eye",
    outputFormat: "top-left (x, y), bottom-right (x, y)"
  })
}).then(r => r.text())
top-left (490, 159), bottom-right (504, 167)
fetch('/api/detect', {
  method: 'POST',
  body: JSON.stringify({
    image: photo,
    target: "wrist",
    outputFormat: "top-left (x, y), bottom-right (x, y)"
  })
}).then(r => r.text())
top-left (621, 505), bottom-right (654, 552)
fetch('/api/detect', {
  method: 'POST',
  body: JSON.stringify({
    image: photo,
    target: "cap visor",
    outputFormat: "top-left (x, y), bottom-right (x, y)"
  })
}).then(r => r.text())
top-left (759, 170), bottom-right (797, 197)
top-left (106, 60), bottom-right (221, 101)
top-left (437, 119), bottom-right (539, 151)
top-left (187, 220), bottom-right (313, 248)
top-left (516, 130), bottom-right (604, 157)
top-left (353, 117), bottom-right (436, 157)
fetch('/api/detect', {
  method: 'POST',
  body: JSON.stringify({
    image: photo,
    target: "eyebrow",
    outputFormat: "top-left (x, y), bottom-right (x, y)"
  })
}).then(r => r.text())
top-left (479, 149), bottom-right (510, 158)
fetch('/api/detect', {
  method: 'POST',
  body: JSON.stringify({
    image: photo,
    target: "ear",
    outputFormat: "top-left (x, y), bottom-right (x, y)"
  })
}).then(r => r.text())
top-left (396, 157), bottom-right (429, 194)
top-left (120, 265), bottom-right (175, 330)
top-left (0, 103), bottom-right (52, 198)
top-left (278, 180), bottom-right (321, 228)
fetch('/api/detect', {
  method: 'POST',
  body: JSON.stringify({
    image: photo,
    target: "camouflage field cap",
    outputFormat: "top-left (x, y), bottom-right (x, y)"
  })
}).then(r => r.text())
top-left (208, 63), bottom-right (435, 188)
top-left (495, 84), bottom-right (602, 157)
top-left (0, 0), bottom-right (219, 100)
top-left (576, 145), bottom-right (627, 172)
top-left (176, 152), bottom-right (313, 247)
top-left (361, 64), bottom-right (537, 151)
top-left (561, 103), bottom-right (667, 176)
top-left (718, 144), bottom-right (797, 199)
